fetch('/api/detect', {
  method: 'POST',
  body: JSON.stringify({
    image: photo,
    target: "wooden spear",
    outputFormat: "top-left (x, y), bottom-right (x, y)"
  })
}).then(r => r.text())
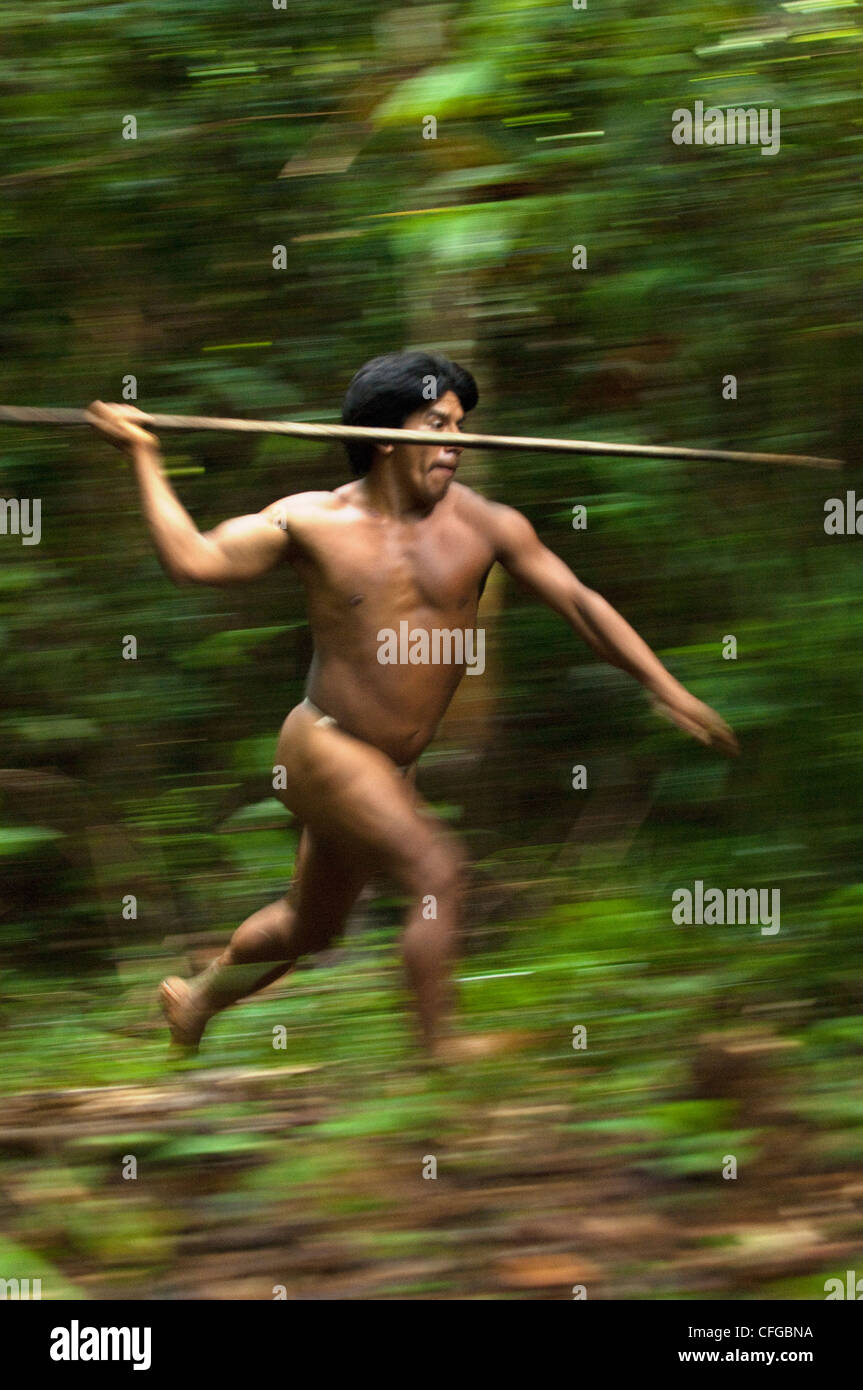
top-left (0, 405), bottom-right (843, 470)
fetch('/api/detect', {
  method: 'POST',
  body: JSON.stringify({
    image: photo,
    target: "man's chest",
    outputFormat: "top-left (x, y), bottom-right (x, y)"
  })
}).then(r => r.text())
top-left (297, 514), bottom-right (493, 615)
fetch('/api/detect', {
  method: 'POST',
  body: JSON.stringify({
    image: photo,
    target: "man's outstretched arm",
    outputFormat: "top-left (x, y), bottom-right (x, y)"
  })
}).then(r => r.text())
top-left (87, 401), bottom-right (291, 585)
top-left (491, 503), bottom-right (738, 756)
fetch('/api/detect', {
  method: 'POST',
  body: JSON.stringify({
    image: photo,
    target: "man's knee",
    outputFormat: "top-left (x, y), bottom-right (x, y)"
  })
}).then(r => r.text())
top-left (401, 836), bottom-right (464, 901)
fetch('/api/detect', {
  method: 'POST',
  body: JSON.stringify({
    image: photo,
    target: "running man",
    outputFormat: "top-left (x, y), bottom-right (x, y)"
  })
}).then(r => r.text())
top-left (87, 351), bottom-right (738, 1060)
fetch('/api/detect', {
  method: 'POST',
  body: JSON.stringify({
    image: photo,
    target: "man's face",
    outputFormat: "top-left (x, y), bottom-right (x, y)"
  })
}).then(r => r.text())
top-left (385, 390), bottom-right (465, 506)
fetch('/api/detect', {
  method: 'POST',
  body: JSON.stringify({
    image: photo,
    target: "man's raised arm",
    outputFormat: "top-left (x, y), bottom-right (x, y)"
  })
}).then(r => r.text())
top-left (490, 502), bottom-right (738, 756)
top-left (87, 401), bottom-right (291, 585)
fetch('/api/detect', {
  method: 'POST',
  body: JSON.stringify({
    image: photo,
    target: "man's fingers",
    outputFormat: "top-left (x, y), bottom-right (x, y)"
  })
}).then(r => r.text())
top-left (86, 400), bottom-right (125, 433)
top-left (652, 699), bottom-right (710, 744)
top-left (114, 404), bottom-right (154, 424)
top-left (699, 705), bottom-right (740, 757)
top-left (86, 400), bottom-right (157, 449)
top-left (85, 399), bottom-right (110, 426)
top-left (86, 400), bottom-right (146, 425)
top-left (709, 722), bottom-right (740, 757)
top-left (651, 697), bottom-right (739, 757)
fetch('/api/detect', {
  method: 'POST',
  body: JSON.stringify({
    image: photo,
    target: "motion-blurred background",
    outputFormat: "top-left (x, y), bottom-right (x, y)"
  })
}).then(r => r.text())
top-left (1, 0), bottom-right (862, 1299)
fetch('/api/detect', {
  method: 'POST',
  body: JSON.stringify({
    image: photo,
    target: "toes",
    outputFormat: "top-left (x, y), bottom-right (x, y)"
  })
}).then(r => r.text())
top-left (158, 977), bottom-right (205, 1048)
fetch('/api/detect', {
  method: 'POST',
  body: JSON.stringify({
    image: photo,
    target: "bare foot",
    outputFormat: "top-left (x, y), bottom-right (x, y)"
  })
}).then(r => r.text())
top-left (159, 976), bottom-right (212, 1051)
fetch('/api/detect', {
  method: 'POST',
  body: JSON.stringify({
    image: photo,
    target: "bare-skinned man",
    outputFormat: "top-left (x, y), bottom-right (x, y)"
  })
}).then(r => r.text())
top-left (87, 351), bottom-right (738, 1062)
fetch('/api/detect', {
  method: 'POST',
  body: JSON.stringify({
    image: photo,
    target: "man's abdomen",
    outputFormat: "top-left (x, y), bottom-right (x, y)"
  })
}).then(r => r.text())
top-left (306, 640), bottom-right (476, 766)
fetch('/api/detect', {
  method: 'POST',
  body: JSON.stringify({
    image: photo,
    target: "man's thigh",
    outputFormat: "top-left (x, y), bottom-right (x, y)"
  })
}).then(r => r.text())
top-left (276, 709), bottom-right (455, 890)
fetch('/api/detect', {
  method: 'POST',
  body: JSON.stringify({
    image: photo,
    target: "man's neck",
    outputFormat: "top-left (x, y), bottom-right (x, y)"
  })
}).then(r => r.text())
top-left (356, 465), bottom-right (435, 521)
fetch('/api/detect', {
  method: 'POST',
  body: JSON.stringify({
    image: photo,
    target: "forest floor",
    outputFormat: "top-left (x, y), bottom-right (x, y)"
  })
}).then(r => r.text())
top-left (2, 987), bottom-right (862, 1300)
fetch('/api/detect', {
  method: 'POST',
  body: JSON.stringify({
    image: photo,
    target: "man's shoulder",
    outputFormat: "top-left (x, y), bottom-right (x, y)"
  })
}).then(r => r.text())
top-left (260, 489), bottom-right (348, 530)
top-left (449, 483), bottom-right (525, 535)
top-left (448, 480), bottom-right (497, 520)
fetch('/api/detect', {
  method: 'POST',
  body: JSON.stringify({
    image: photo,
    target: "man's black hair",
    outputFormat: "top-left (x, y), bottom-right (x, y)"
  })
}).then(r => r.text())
top-left (340, 350), bottom-right (479, 477)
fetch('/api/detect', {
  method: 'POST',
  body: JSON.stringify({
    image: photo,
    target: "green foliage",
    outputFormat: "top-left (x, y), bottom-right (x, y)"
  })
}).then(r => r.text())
top-left (0, 0), bottom-right (861, 1300)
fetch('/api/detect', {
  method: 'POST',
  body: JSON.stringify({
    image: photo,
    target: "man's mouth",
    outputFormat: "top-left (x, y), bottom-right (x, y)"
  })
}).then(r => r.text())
top-left (431, 454), bottom-right (459, 473)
